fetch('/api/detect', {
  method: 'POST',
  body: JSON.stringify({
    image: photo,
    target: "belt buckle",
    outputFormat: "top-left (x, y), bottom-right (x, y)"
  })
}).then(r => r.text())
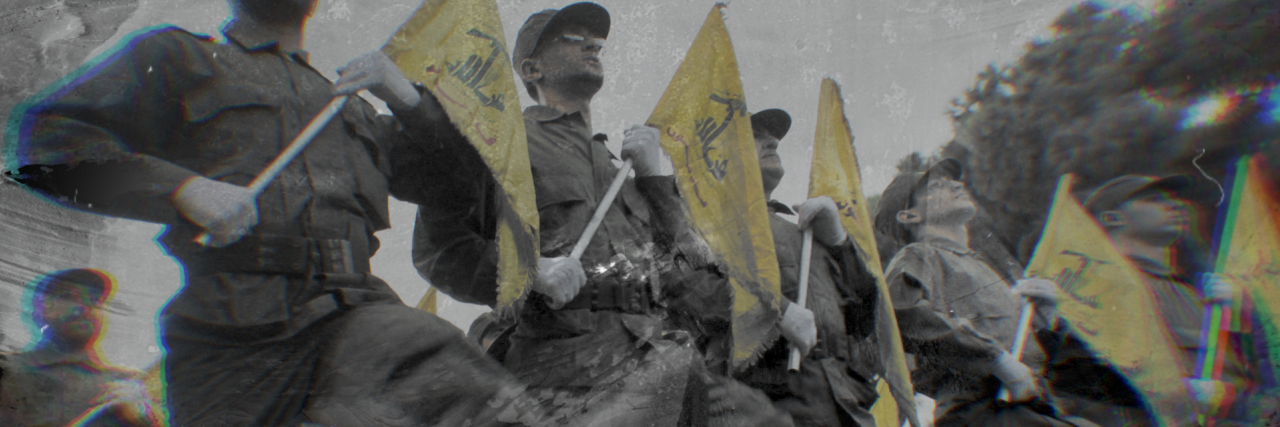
top-left (626, 281), bottom-right (650, 314)
top-left (318, 239), bottom-right (355, 274)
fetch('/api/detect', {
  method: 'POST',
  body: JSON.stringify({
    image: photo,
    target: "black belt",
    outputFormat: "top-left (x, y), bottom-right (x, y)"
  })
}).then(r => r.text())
top-left (174, 235), bottom-right (369, 276)
top-left (559, 278), bottom-right (655, 315)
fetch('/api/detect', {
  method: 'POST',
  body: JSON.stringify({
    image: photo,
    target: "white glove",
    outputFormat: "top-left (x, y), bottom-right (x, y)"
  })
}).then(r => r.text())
top-left (622, 125), bottom-right (663, 177)
top-left (334, 51), bottom-right (421, 111)
top-left (1200, 273), bottom-right (1235, 305)
top-left (1012, 278), bottom-right (1059, 329)
top-left (992, 351), bottom-right (1040, 403)
top-left (172, 176), bottom-right (259, 247)
top-left (92, 379), bottom-right (155, 426)
top-left (533, 257), bottom-right (586, 310)
top-left (1184, 377), bottom-right (1235, 415)
top-left (795, 196), bottom-right (848, 247)
top-left (779, 303), bottom-right (817, 356)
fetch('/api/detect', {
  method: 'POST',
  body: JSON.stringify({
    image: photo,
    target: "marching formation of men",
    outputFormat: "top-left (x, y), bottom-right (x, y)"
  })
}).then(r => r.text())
top-left (2, 1), bottom-right (1277, 427)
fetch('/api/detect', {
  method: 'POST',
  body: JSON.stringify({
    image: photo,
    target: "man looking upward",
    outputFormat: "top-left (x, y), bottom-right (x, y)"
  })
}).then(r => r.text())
top-left (1083, 175), bottom-right (1278, 425)
top-left (875, 160), bottom-right (1074, 426)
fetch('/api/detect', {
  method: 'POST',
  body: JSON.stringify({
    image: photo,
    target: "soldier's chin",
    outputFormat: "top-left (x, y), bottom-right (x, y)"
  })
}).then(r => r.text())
top-left (549, 72), bottom-right (604, 99)
top-left (238, 0), bottom-right (316, 24)
top-left (568, 72), bottom-right (604, 94)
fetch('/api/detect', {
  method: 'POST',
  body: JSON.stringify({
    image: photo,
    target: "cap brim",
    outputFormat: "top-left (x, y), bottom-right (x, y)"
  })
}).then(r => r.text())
top-left (909, 158), bottom-right (962, 199)
top-left (923, 158), bottom-right (962, 181)
top-left (906, 157), bottom-right (962, 198)
top-left (750, 108), bottom-right (791, 140)
top-left (1140, 175), bottom-right (1193, 194)
top-left (544, 2), bottom-right (610, 41)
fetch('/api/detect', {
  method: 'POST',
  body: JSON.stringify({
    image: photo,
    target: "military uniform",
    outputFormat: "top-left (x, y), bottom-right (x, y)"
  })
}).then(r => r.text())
top-left (1134, 258), bottom-right (1278, 426)
top-left (660, 203), bottom-right (880, 427)
top-left (409, 106), bottom-right (686, 424)
top-left (10, 25), bottom-right (535, 427)
top-left (1038, 325), bottom-right (1154, 427)
top-left (413, 105), bottom-right (793, 426)
top-left (886, 236), bottom-right (1072, 426)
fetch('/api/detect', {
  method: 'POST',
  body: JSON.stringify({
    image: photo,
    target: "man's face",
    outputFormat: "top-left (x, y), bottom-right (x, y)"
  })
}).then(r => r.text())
top-left (38, 285), bottom-right (103, 347)
top-left (1112, 190), bottom-right (1189, 242)
top-left (754, 132), bottom-right (783, 194)
top-left (915, 175), bottom-right (976, 226)
top-left (236, 0), bottom-right (317, 25)
top-left (531, 25), bottom-right (605, 95)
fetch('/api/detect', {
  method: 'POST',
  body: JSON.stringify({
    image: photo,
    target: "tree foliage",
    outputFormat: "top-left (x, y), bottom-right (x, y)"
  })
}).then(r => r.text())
top-left (947, 0), bottom-right (1280, 263)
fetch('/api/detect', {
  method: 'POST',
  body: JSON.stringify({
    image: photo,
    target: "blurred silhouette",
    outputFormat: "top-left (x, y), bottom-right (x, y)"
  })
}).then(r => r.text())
top-left (0, 269), bottom-right (161, 426)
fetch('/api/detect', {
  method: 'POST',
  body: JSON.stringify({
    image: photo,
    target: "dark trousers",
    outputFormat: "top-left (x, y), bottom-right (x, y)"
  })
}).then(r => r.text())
top-left (931, 375), bottom-right (1090, 427)
top-left (1052, 392), bottom-right (1153, 427)
top-left (164, 304), bottom-right (533, 427)
top-left (744, 357), bottom-right (877, 427)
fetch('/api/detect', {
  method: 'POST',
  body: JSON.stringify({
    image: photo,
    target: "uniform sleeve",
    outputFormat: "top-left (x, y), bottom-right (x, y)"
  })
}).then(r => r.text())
top-left (655, 222), bottom-right (737, 334)
top-left (886, 247), bottom-right (1007, 378)
top-left (385, 88), bottom-right (471, 205)
top-left (824, 239), bottom-right (879, 341)
top-left (4, 29), bottom-right (206, 224)
top-left (633, 176), bottom-right (692, 256)
top-left (394, 105), bottom-right (504, 305)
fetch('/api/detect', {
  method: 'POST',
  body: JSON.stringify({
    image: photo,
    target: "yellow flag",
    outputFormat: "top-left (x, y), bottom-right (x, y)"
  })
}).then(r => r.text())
top-left (416, 287), bottom-right (439, 314)
top-left (141, 361), bottom-right (171, 427)
top-left (1218, 155), bottom-right (1280, 390)
top-left (646, 3), bottom-right (782, 371)
top-left (808, 78), bottom-right (919, 427)
top-left (1027, 175), bottom-right (1193, 426)
top-left (867, 379), bottom-right (900, 427)
top-left (382, 0), bottom-right (538, 311)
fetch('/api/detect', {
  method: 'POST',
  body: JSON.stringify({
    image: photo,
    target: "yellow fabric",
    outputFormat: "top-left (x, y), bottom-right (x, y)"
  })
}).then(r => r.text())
top-left (867, 378), bottom-right (900, 427)
top-left (141, 362), bottom-right (170, 427)
top-left (807, 78), bottom-right (919, 427)
top-left (1218, 155), bottom-right (1280, 396)
top-left (382, 0), bottom-right (537, 311)
top-left (1027, 175), bottom-right (1192, 426)
top-left (645, 3), bottom-right (781, 371)
top-left (416, 287), bottom-right (439, 315)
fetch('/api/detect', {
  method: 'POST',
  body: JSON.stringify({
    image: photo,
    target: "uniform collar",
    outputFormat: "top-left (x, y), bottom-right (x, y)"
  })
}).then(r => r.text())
top-left (222, 22), bottom-right (310, 63)
top-left (524, 105), bottom-right (585, 123)
top-left (1126, 255), bottom-right (1187, 281)
top-left (918, 234), bottom-right (976, 256)
top-left (768, 200), bottom-right (794, 216)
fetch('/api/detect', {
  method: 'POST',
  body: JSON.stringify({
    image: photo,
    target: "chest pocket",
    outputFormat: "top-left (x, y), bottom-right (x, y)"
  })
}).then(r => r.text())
top-left (338, 99), bottom-right (386, 170)
top-left (534, 172), bottom-right (591, 249)
top-left (183, 83), bottom-right (278, 124)
top-left (617, 180), bottom-right (651, 225)
top-left (939, 269), bottom-right (1018, 321)
top-left (181, 83), bottom-right (280, 169)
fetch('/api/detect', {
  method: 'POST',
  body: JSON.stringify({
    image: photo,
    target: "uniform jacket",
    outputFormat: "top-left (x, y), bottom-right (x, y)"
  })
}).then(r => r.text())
top-left (660, 203), bottom-right (880, 424)
top-left (8, 25), bottom-right (450, 342)
top-left (885, 235), bottom-right (1046, 411)
top-left (1133, 257), bottom-right (1276, 422)
top-left (409, 106), bottom-right (691, 386)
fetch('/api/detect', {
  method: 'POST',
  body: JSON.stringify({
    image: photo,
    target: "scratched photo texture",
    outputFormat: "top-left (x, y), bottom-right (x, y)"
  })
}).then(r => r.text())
top-left (2, 0), bottom-right (1277, 426)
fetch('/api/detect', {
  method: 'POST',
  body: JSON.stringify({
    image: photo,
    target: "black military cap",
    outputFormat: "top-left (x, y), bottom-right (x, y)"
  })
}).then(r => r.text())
top-left (36, 269), bottom-right (110, 302)
top-left (512, 2), bottom-right (610, 69)
top-left (1082, 174), bottom-right (1192, 216)
top-left (750, 109), bottom-right (791, 140)
top-left (872, 158), bottom-right (963, 244)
